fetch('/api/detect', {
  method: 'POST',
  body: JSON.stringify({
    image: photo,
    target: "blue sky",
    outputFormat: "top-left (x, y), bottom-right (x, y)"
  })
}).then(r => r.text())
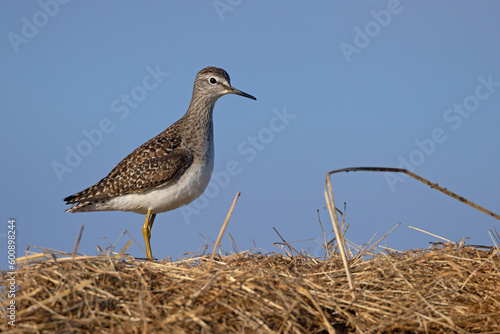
top-left (1, 1), bottom-right (499, 268)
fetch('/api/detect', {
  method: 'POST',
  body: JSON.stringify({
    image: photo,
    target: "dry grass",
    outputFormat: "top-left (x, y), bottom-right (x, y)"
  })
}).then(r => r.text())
top-left (2, 242), bottom-right (499, 333)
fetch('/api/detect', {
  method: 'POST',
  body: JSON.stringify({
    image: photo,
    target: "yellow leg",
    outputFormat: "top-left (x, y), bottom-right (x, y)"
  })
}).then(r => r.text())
top-left (142, 209), bottom-right (156, 260)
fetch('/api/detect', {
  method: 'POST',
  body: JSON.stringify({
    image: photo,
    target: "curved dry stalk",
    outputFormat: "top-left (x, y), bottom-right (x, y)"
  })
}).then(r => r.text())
top-left (326, 167), bottom-right (499, 220)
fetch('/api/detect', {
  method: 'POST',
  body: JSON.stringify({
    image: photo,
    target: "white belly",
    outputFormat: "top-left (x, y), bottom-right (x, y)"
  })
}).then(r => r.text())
top-left (100, 148), bottom-right (214, 215)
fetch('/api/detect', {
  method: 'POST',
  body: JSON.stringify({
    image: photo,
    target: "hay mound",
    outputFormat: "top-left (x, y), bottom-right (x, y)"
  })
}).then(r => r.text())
top-left (2, 245), bottom-right (499, 333)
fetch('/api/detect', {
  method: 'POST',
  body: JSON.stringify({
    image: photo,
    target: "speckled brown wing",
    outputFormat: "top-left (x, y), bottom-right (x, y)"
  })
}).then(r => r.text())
top-left (64, 135), bottom-right (193, 207)
top-left (110, 149), bottom-right (193, 195)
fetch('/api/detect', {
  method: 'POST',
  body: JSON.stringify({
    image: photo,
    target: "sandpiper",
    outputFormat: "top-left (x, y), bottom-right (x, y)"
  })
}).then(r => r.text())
top-left (64, 67), bottom-right (256, 260)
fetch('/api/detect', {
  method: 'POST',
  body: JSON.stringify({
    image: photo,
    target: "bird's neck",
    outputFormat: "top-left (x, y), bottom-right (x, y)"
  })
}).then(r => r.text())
top-left (175, 95), bottom-right (216, 148)
top-left (184, 94), bottom-right (217, 127)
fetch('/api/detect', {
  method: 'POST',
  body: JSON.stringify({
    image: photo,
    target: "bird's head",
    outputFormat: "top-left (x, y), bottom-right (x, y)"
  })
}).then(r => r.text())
top-left (193, 67), bottom-right (256, 102)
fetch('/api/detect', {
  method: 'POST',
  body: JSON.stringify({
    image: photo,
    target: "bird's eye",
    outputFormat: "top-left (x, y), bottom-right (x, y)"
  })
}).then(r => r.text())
top-left (209, 77), bottom-right (217, 85)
